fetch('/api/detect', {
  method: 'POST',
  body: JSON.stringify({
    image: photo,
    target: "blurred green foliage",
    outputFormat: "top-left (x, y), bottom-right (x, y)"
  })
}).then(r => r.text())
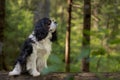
top-left (5, 0), bottom-right (120, 73)
top-left (5, 0), bottom-right (33, 68)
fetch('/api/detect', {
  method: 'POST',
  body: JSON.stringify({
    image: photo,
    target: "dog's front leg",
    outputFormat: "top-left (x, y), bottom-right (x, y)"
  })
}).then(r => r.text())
top-left (9, 62), bottom-right (21, 76)
top-left (27, 52), bottom-right (40, 77)
top-left (44, 54), bottom-right (50, 68)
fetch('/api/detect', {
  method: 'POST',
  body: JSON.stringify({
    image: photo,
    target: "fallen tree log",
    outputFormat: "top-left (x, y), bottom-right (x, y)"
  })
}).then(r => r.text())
top-left (0, 71), bottom-right (120, 80)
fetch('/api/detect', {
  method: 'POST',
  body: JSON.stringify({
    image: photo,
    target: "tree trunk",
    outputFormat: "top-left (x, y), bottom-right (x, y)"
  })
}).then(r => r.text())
top-left (0, 0), bottom-right (7, 70)
top-left (81, 0), bottom-right (91, 72)
top-left (33, 0), bottom-right (50, 23)
top-left (0, 0), bottom-right (5, 42)
top-left (92, 0), bottom-right (99, 30)
top-left (65, 0), bottom-right (72, 72)
top-left (110, 0), bottom-right (119, 39)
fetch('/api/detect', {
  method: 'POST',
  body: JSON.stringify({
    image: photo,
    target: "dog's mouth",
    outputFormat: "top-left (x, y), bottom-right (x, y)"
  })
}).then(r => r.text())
top-left (49, 21), bottom-right (57, 32)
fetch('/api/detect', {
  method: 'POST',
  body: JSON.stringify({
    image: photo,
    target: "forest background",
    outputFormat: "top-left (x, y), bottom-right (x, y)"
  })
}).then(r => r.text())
top-left (0, 0), bottom-right (120, 74)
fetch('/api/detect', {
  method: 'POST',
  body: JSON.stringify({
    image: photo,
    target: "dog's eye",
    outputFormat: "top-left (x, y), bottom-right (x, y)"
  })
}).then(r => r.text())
top-left (47, 20), bottom-right (51, 25)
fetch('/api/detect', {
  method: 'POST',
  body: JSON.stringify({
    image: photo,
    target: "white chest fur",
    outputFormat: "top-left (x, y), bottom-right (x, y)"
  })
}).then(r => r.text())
top-left (35, 33), bottom-right (52, 71)
top-left (33, 33), bottom-right (52, 56)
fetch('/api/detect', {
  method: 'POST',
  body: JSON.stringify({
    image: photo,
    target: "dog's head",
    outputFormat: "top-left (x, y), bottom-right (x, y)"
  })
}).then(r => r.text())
top-left (34, 17), bottom-right (57, 41)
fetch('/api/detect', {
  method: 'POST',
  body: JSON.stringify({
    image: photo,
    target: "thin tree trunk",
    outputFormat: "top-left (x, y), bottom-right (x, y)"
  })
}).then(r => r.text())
top-left (110, 0), bottom-right (119, 39)
top-left (92, 0), bottom-right (99, 30)
top-left (0, 0), bottom-right (8, 70)
top-left (33, 0), bottom-right (50, 23)
top-left (65, 0), bottom-right (72, 72)
top-left (81, 0), bottom-right (91, 72)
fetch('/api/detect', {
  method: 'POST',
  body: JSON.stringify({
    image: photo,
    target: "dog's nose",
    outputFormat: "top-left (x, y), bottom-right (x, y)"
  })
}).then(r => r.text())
top-left (54, 21), bottom-right (57, 24)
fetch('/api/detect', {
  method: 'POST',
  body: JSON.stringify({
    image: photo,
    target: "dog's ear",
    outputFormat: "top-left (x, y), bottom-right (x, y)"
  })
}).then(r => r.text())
top-left (34, 22), bottom-right (49, 41)
top-left (34, 28), bottom-right (48, 41)
top-left (51, 31), bottom-right (57, 42)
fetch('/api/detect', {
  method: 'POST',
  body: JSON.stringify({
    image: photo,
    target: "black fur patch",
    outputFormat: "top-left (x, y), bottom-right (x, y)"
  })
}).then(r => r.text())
top-left (51, 31), bottom-right (57, 42)
top-left (34, 18), bottom-right (51, 41)
top-left (16, 38), bottom-right (34, 65)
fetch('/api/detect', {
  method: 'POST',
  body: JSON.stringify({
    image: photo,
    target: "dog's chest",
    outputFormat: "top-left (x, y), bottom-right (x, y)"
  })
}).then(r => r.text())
top-left (33, 38), bottom-right (52, 55)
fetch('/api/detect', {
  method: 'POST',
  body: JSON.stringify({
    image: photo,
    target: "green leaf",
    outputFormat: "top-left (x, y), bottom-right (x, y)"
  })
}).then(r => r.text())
top-left (91, 47), bottom-right (106, 56)
top-left (108, 38), bottom-right (120, 44)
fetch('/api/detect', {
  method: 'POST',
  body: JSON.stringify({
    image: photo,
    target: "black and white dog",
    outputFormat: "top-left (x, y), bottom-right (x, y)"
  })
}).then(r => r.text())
top-left (9, 18), bottom-right (57, 77)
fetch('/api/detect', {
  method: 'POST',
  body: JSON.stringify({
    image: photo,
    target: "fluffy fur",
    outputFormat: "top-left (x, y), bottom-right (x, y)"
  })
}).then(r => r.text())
top-left (9, 18), bottom-right (57, 77)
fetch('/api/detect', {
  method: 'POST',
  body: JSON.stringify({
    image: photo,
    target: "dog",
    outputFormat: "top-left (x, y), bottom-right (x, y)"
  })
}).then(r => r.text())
top-left (9, 18), bottom-right (57, 77)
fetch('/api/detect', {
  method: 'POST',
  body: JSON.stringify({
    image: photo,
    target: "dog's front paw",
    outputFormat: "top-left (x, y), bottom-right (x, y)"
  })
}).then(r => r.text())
top-left (9, 70), bottom-right (21, 76)
top-left (33, 72), bottom-right (40, 77)
top-left (30, 71), bottom-right (40, 77)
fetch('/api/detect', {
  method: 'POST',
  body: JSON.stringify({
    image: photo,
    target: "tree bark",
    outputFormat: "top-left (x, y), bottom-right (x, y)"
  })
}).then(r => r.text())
top-left (110, 0), bottom-right (119, 39)
top-left (0, 0), bottom-right (8, 70)
top-left (33, 0), bottom-right (50, 23)
top-left (92, 0), bottom-right (99, 29)
top-left (0, 0), bottom-right (5, 42)
top-left (65, 0), bottom-right (72, 72)
top-left (81, 0), bottom-right (91, 72)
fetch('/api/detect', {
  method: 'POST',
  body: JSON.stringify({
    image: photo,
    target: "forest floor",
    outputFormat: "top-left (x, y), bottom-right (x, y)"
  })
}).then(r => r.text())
top-left (0, 71), bottom-right (120, 80)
